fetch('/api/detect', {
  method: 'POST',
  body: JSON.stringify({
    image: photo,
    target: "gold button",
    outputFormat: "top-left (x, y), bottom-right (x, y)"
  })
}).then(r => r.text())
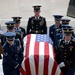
top-left (70, 49), bottom-right (72, 51)
top-left (64, 59), bottom-right (66, 61)
top-left (64, 56), bottom-right (66, 58)
top-left (36, 30), bottom-right (38, 33)
top-left (32, 26), bottom-right (34, 28)
top-left (65, 50), bottom-right (67, 51)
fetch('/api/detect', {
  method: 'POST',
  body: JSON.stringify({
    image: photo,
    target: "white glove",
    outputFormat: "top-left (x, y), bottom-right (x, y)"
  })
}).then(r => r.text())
top-left (59, 62), bottom-right (65, 68)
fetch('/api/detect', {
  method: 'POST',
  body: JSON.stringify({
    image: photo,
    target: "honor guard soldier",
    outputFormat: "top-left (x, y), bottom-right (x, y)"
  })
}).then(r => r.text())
top-left (12, 17), bottom-right (26, 51)
top-left (27, 5), bottom-right (47, 34)
top-left (49, 15), bottom-right (63, 48)
top-left (56, 27), bottom-right (75, 75)
top-left (5, 21), bottom-right (21, 41)
top-left (4, 21), bottom-right (21, 43)
top-left (12, 17), bottom-right (26, 39)
top-left (2, 32), bottom-right (23, 75)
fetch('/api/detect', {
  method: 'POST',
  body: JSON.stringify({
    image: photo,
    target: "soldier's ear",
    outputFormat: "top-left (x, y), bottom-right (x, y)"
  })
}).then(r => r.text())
top-left (70, 34), bottom-right (72, 37)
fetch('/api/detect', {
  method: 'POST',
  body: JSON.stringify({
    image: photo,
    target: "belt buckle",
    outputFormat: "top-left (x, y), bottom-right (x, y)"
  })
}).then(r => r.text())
top-left (36, 30), bottom-right (38, 33)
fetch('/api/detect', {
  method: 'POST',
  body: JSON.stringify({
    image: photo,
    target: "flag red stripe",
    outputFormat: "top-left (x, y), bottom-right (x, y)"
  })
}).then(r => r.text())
top-left (51, 60), bottom-right (58, 75)
top-left (43, 42), bottom-right (49, 75)
top-left (34, 42), bottom-right (39, 75)
top-left (25, 34), bottom-right (31, 75)
top-left (60, 72), bottom-right (63, 75)
top-left (20, 66), bottom-right (26, 75)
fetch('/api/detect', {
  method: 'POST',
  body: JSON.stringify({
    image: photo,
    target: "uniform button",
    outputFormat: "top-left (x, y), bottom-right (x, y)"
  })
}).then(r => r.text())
top-left (32, 27), bottom-right (34, 28)
top-left (51, 32), bottom-right (53, 34)
top-left (16, 59), bottom-right (18, 60)
top-left (15, 55), bottom-right (17, 56)
top-left (64, 56), bottom-right (66, 58)
top-left (70, 49), bottom-right (72, 51)
top-left (65, 50), bottom-right (67, 51)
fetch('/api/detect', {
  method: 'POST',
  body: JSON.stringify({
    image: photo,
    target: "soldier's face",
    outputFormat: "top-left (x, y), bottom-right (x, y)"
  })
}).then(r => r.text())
top-left (15, 23), bottom-right (20, 28)
top-left (7, 40), bottom-right (14, 45)
top-left (55, 21), bottom-right (61, 26)
top-left (64, 33), bottom-right (72, 40)
top-left (34, 10), bottom-right (41, 16)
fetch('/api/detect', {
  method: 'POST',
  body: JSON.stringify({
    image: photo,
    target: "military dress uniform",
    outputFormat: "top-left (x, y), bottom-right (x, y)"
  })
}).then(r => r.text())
top-left (27, 5), bottom-right (47, 34)
top-left (12, 17), bottom-right (26, 52)
top-left (56, 28), bottom-right (75, 75)
top-left (2, 32), bottom-right (23, 75)
top-left (49, 15), bottom-right (63, 48)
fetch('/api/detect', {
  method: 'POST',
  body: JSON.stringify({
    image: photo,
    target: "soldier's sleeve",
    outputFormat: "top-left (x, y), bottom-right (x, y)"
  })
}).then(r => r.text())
top-left (27, 18), bottom-right (31, 34)
top-left (43, 18), bottom-right (47, 34)
top-left (2, 43), bottom-right (18, 68)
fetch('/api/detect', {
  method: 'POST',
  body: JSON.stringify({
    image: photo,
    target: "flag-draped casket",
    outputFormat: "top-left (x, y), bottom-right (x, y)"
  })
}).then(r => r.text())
top-left (20, 34), bottom-right (62, 75)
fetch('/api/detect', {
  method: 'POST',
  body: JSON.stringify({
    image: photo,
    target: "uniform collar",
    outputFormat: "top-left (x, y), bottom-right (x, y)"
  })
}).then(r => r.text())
top-left (15, 27), bottom-right (20, 30)
top-left (7, 41), bottom-right (14, 46)
top-left (65, 40), bottom-right (71, 44)
top-left (55, 24), bottom-right (62, 28)
top-left (35, 16), bottom-right (40, 19)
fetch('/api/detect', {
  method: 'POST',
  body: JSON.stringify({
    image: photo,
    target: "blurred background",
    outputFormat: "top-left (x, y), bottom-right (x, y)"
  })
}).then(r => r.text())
top-left (0, 0), bottom-right (74, 33)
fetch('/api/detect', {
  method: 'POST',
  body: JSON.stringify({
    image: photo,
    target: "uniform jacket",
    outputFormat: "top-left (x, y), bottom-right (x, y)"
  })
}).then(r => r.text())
top-left (27, 16), bottom-right (47, 34)
top-left (2, 39), bottom-right (23, 75)
top-left (56, 39), bottom-right (75, 67)
top-left (49, 24), bottom-right (63, 47)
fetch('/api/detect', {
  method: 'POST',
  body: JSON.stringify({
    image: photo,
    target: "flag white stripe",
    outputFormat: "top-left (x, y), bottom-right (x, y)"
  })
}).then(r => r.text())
top-left (48, 50), bottom-right (54, 75)
top-left (21, 58), bottom-right (26, 71)
top-left (21, 36), bottom-right (27, 72)
top-left (38, 42), bottom-right (44, 75)
top-left (55, 66), bottom-right (61, 75)
top-left (23, 36), bottom-right (27, 56)
top-left (49, 44), bottom-right (54, 59)
top-left (29, 34), bottom-right (36, 75)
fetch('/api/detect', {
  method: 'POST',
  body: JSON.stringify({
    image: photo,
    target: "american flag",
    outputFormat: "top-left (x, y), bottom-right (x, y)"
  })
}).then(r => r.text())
top-left (20, 34), bottom-right (62, 75)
